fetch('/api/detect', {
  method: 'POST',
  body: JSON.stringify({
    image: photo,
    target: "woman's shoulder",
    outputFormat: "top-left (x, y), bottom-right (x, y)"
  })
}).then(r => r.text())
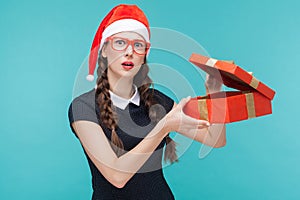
top-left (68, 89), bottom-right (98, 125)
top-left (71, 89), bottom-right (96, 105)
top-left (150, 88), bottom-right (174, 112)
top-left (151, 88), bottom-right (170, 99)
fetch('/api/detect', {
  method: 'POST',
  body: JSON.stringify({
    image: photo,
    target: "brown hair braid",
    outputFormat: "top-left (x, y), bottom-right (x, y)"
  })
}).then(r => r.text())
top-left (95, 47), bottom-right (178, 163)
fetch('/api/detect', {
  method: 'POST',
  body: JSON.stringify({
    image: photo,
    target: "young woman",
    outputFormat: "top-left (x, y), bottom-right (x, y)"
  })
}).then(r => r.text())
top-left (68, 4), bottom-right (226, 200)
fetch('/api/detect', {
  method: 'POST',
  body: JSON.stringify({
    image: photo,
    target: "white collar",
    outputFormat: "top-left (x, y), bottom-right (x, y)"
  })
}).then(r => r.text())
top-left (95, 84), bottom-right (140, 110)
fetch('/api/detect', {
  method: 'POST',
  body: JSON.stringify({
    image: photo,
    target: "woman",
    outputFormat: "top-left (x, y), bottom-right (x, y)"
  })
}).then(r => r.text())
top-left (68, 4), bottom-right (226, 200)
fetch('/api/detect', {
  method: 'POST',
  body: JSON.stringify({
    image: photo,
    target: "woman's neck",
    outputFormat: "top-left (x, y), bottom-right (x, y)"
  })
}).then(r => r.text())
top-left (108, 75), bottom-right (134, 99)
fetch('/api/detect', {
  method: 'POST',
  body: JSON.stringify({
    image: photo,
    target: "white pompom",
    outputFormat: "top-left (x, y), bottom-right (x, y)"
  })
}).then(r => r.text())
top-left (86, 75), bottom-right (94, 82)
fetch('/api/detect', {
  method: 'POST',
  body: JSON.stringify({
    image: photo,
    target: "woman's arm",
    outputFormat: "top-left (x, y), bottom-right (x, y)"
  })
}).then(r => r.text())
top-left (72, 119), bottom-right (167, 188)
top-left (177, 67), bottom-right (229, 147)
top-left (171, 102), bottom-right (226, 148)
top-left (72, 97), bottom-right (209, 188)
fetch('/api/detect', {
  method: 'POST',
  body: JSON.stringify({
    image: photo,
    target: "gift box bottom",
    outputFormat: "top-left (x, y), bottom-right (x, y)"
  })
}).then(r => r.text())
top-left (183, 91), bottom-right (272, 123)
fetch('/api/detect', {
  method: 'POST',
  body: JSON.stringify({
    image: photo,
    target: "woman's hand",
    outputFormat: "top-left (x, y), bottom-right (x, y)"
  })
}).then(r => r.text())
top-left (205, 60), bottom-right (235, 94)
top-left (205, 60), bottom-right (253, 94)
top-left (205, 74), bottom-right (223, 94)
top-left (164, 96), bottom-right (210, 135)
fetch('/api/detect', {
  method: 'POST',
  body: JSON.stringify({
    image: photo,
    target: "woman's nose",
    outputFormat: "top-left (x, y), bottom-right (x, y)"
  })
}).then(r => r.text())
top-left (125, 44), bottom-right (133, 56)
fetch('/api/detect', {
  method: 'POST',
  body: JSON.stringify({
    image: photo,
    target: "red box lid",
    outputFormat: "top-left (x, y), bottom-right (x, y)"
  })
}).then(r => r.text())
top-left (189, 53), bottom-right (275, 100)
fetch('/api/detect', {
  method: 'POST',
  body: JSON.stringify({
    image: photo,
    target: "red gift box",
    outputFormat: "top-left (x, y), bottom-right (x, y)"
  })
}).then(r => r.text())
top-left (183, 53), bottom-right (276, 123)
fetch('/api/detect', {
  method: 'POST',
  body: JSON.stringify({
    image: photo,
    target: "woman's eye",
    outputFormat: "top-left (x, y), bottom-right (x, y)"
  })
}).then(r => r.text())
top-left (115, 40), bottom-right (126, 46)
top-left (134, 42), bottom-right (144, 48)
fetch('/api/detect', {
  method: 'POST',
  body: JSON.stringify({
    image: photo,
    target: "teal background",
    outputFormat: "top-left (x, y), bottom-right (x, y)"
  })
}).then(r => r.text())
top-left (1, 0), bottom-right (299, 199)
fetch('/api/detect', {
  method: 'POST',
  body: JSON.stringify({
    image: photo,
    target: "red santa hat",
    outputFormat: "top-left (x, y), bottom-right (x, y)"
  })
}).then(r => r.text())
top-left (87, 4), bottom-right (151, 81)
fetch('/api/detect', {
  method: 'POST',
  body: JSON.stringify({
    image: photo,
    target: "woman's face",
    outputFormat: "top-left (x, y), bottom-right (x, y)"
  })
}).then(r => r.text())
top-left (101, 31), bottom-right (147, 80)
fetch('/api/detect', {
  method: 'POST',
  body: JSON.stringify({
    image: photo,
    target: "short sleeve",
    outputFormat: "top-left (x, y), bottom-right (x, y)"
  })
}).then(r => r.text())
top-left (68, 96), bottom-right (99, 137)
top-left (68, 99), bottom-right (99, 123)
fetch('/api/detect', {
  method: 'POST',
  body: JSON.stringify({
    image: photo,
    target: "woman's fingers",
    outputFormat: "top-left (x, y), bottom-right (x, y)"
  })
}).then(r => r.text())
top-left (177, 96), bottom-right (210, 126)
top-left (182, 113), bottom-right (210, 127)
top-left (205, 74), bottom-right (223, 93)
top-left (169, 96), bottom-right (211, 133)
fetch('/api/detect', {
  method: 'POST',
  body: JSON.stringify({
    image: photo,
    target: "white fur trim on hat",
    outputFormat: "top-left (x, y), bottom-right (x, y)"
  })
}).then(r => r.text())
top-left (100, 19), bottom-right (150, 50)
top-left (86, 74), bottom-right (94, 82)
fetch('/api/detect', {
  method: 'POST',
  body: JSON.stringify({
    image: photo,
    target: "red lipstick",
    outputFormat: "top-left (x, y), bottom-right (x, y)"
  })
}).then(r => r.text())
top-left (121, 61), bottom-right (134, 70)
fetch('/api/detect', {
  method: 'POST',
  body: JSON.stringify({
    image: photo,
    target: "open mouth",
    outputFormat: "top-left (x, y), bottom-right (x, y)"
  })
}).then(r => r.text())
top-left (122, 61), bottom-right (134, 70)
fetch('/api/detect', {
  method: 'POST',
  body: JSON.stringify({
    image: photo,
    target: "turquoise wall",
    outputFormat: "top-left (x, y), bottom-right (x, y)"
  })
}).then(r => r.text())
top-left (1, 0), bottom-right (299, 199)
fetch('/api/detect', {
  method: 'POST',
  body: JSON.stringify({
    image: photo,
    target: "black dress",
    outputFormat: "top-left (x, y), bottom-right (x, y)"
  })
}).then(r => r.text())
top-left (68, 88), bottom-right (175, 200)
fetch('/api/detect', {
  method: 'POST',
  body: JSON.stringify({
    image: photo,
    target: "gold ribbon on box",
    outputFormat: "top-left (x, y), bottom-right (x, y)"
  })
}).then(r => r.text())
top-left (249, 77), bottom-right (260, 89)
top-left (197, 99), bottom-right (208, 121)
top-left (245, 92), bottom-right (256, 119)
top-left (198, 92), bottom-right (257, 121)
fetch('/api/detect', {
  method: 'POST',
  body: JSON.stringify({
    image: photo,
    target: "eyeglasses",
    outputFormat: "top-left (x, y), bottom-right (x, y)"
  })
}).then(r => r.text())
top-left (106, 36), bottom-right (150, 55)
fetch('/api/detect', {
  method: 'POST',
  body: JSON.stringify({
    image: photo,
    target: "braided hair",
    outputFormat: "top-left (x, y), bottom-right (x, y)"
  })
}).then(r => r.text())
top-left (95, 47), bottom-right (178, 163)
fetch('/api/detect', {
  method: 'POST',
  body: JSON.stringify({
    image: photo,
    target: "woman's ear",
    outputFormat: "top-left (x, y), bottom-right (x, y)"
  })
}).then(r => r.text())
top-left (101, 45), bottom-right (107, 58)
